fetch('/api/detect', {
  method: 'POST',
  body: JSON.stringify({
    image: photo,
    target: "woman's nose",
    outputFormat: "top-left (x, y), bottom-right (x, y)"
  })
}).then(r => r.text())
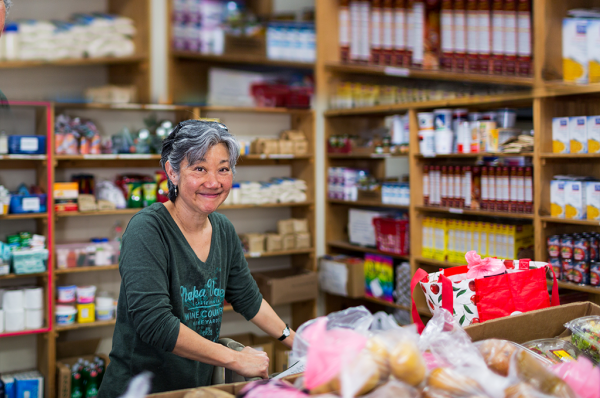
top-left (204, 172), bottom-right (219, 188)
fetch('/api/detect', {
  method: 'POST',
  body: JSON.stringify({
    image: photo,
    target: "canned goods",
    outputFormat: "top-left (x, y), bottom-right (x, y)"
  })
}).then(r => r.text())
top-left (562, 259), bottom-right (574, 282)
top-left (573, 261), bottom-right (590, 285)
top-left (549, 258), bottom-right (562, 280)
top-left (547, 235), bottom-right (560, 258)
top-left (574, 235), bottom-right (590, 262)
top-left (126, 182), bottom-right (143, 209)
top-left (560, 235), bottom-right (574, 259)
top-left (590, 234), bottom-right (600, 262)
top-left (591, 261), bottom-right (600, 286)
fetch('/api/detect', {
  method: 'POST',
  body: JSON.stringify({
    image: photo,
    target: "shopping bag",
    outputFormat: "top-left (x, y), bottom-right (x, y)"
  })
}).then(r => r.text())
top-left (410, 253), bottom-right (559, 333)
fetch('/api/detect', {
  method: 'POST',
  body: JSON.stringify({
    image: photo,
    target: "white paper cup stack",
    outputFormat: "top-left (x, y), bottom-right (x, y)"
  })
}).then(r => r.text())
top-left (24, 287), bottom-right (44, 329)
top-left (3, 289), bottom-right (25, 332)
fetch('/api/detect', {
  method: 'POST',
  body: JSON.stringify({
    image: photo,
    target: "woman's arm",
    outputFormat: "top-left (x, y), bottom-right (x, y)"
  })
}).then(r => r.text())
top-left (172, 322), bottom-right (270, 379)
top-left (250, 299), bottom-right (296, 349)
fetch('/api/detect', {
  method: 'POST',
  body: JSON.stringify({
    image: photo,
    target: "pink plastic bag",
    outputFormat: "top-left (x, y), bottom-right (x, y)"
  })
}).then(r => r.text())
top-left (465, 250), bottom-right (507, 279)
top-left (552, 357), bottom-right (600, 398)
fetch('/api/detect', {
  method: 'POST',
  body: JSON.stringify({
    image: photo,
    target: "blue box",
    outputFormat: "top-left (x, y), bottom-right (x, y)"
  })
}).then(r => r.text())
top-left (9, 194), bottom-right (47, 214)
top-left (8, 136), bottom-right (46, 155)
top-left (14, 371), bottom-right (43, 398)
top-left (12, 249), bottom-right (48, 274)
top-left (1, 374), bottom-right (15, 398)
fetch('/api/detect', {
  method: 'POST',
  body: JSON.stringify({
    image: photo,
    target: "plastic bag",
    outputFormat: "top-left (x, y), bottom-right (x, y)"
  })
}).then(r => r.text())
top-left (368, 311), bottom-right (402, 333)
top-left (96, 180), bottom-right (127, 209)
top-left (551, 357), bottom-right (600, 398)
top-left (361, 380), bottom-right (420, 398)
top-left (505, 383), bottom-right (558, 398)
top-left (509, 350), bottom-right (578, 398)
top-left (117, 371), bottom-right (152, 398)
top-left (477, 339), bottom-right (553, 376)
top-left (238, 379), bottom-right (309, 398)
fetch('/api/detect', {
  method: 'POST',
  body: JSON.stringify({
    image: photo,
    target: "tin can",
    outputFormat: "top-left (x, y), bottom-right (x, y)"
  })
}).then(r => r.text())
top-left (590, 234), bottom-right (600, 262)
top-left (560, 235), bottom-right (574, 260)
top-left (547, 235), bottom-right (560, 258)
top-left (562, 259), bottom-right (574, 282)
top-left (549, 258), bottom-right (562, 281)
top-left (573, 261), bottom-right (590, 285)
top-left (574, 235), bottom-right (590, 262)
top-left (591, 261), bottom-right (600, 286)
top-left (126, 182), bottom-right (143, 209)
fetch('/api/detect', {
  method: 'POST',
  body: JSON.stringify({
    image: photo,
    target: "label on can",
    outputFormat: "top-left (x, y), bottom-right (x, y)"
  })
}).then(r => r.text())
top-left (560, 235), bottom-right (574, 259)
top-left (573, 261), bottom-right (590, 284)
top-left (549, 258), bottom-right (562, 280)
top-left (547, 235), bottom-right (560, 258)
top-left (591, 262), bottom-right (600, 286)
top-left (562, 259), bottom-right (573, 282)
top-left (574, 236), bottom-right (590, 262)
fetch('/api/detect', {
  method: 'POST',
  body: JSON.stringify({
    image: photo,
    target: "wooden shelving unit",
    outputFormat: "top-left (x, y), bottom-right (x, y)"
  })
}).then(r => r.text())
top-left (172, 51), bottom-right (315, 70)
top-left (55, 319), bottom-right (117, 332)
top-left (55, 265), bottom-right (120, 274)
top-left (0, 55), bottom-right (147, 69)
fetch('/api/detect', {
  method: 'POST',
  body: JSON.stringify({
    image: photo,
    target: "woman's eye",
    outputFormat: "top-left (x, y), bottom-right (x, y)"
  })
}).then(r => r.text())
top-left (195, 167), bottom-right (205, 172)
top-left (220, 168), bottom-right (230, 172)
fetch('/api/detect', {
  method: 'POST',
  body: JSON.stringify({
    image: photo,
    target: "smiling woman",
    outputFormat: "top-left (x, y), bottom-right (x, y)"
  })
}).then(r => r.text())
top-left (98, 120), bottom-right (296, 397)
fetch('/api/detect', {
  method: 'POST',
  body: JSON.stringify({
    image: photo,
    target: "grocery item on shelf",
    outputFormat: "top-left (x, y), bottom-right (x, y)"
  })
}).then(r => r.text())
top-left (373, 216), bottom-right (409, 255)
top-left (1, 287), bottom-right (44, 332)
top-left (328, 167), bottom-right (409, 205)
top-left (547, 232), bottom-right (600, 285)
top-left (318, 255), bottom-right (365, 298)
top-left (563, 9), bottom-right (600, 84)
top-left (0, 232), bottom-right (47, 275)
top-left (348, 209), bottom-right (387, 247)
top-left (7, 135), bottom-right (46, 155)
top-left (57, 356), bottom-right (106, 398)
top-left (422, 218), bottom-right (534, 262)
top-left (338, 0), bottom-right (532, 75)
top-left (551, 175), bottom-right (600, 220)
top-left (0, 14), bottom-right (135, 62)
top-left (250, 130), bottom-right (309, 156)
top-left (55, 114), bottom-right (173, 155)
top-left (84, 85), bottom-right (138, 104)
top-left (364, 253), bottom-right (394, 303)
top-left (2, 183), bottom-right (47, 215)
top-left (0, 371), bottom-right (44, 398)
top-left (328, 115), bottom-right (408, 155)
top-left (423, 164), bottom-right (533, 213)
top-left (56, 284), bottom-right (116, 325)
top-left (0, 185), bottom-right (9, 214)
top-left (564, 316), bottom-right (600, 364)
top-left (553, 115), bottom-right (600, 154)
top-left (222, 178), bottom-right (307, 206)
top-left (239, 219), bottom-right (311, 255)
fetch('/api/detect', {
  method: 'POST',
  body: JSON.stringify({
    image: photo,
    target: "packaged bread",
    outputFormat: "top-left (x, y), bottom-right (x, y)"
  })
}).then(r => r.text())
top-left (476, 339), bottom-right (519, 376)
top-left (426, 367), bottom-right (485, 397)
top-left (514, 350), bottom-right (578, 398)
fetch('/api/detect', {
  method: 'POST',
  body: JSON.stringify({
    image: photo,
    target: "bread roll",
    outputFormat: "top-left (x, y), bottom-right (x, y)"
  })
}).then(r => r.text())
top-left (426, 368), bottom-right (483, 397)
top-left (389, 340), bottom-right (426, 386)
top-left (477, 339), bottom-right (517, 376)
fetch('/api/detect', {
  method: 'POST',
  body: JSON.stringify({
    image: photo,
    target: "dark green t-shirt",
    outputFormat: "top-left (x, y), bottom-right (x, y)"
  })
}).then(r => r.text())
top-left (98, 203), bottom-right (263, 397)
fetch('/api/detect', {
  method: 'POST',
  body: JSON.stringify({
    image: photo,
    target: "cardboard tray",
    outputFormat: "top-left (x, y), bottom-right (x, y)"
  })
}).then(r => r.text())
top-left (253, 268), bottom-right (318, 306)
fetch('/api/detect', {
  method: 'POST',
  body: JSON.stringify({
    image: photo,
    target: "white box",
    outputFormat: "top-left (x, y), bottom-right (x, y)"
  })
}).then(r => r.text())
top-left (563, 18), bottom-right (589, 84)
top-left (552, 117), bottom-right (570, 153)
top-left (550, 179), bottom-right (565, 218)
top-left (586, 181), bottom-right (600, 220)
top-left (588, 20), bottom-right (600, 83)
top-left (565, 180), bottom-right (587, 220)
top-left (569, 116), bottom-right (588, 154)
top-left (207, 68), bottom-right (270, 107)
top-left (588, 115), bottom-right (600, 153)
top-left (348, 209), bottom-right (386, 247)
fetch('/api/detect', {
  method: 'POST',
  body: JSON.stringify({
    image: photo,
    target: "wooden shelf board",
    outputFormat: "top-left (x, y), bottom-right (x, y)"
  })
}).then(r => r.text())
top-left (240, 154), bottom-right (313, 160)
top-left (324, 92), bottom-right (535, 117)
top-left (417, 307), bottom-right (434, 317)
top-left (415, 206), bottom-right (535, 219)
top-left (55, 154), bottom-right (161, 161)
top-left (56, 209), bottom-right (141, 217)
top-left (244, 248), bottom-right (314, 259)
top-left (200, 106), bottom-right (312, 115)
top-left (55, 265), bottom-right (120, 274)
top-left (0, 327), bottom-right (50, 338)
top-left (548, 279), bottom-right (600, 295)
top-left (56, 319), bottom-right (116, 332)
top-left (328, 153), bottom-right (408, 159)
top-left (54, 103), bottom-right (192, 112)
top-left (325, 62), bottom-right (536, 86)
top-left (173, 51), bottom-right (315, 69)
top-left (327, 199), bottom-right (409, 209)
top-left (0, 272), bottom-right (48, 280)
top-left (327, 240), bottom-right (410, 260)
top-left (0, 213), bottom-right (48, 220)
top-left (0, 155), bottom-right (47, 160)
top-left (0, 54), bottom-right (147, 69)
top-left (539, 216), bottom-right (600, 226)
top-left (414, 256), bottom-right (464, 268)
top-left (362, 296), bottom-right (411, 311)
top-left (220, 201), bottom-right (313, 210)
top-left (540, 153), bottom-right (600, 159)
top-left (416, 152), bottom-right (534, 158)
top-left (542, 81), bottom-right (600, 96)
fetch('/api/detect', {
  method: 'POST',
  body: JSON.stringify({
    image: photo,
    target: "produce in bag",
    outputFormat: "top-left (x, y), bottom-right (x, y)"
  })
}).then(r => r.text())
top-left (551, 357), bottom-right (600, 398)
top-left (504, 382), bottom-right (559, 398)
top-left (564, 315), bottom-right (600, 364)
top-left (510, 350), bottom-right (578, 398)
top-left (360, 380), bottom-right (420, 398)
top-left (476, 339), bottom-right (552, 377)
top-left (522, 339), bottom-right (587, 365)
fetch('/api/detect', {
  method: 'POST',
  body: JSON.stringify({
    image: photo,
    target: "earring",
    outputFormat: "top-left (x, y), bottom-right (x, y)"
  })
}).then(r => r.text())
top-left (174, 185), bottom-right (179, 197)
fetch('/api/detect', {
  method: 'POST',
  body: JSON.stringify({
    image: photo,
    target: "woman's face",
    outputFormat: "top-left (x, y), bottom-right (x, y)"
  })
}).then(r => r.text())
top-left (170, 143), bottom-right (233, 215)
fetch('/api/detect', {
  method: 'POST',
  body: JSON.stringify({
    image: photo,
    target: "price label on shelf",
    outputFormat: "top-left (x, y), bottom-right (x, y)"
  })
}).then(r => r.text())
top-left (384, 67), bottom-right (410, 77)
top-left (449, 208), bottom-right (464, 214)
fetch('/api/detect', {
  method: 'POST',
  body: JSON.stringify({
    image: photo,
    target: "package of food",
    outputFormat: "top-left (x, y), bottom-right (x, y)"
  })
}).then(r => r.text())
top-left (512, 350), bottom-right (578, 398)
top-left (521, 338), bottom-right (585, 365)
top-left (564, 316), bottom-right (600, 364)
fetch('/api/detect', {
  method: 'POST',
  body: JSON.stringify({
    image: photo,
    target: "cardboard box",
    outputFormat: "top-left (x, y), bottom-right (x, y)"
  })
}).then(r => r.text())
top-left (319, 256), bottom-right (365, 298)
top-left (54, 183), bottom-right (79, 199)
top-left (586, 181), bottom-right (600, 220)
top-left (589, 20), bottom-right (600, 83)
top-left (224, 33), bottom-right (266, 58)
top-left (565, 180), bottom-right (587, 219)
top-left (275, 349), bottom-right (293, 373)
top-left (294, 233), bottom-right (311, 249)
top-left (240, 234), bottom-right (265, 254)
top-left (552, 117), bottom-right (570, 153)
top-left (280, 130), bottom-right (306, 141)
top-left (56, 339), bottom-right (110, 398)
top-left (251, 139), bottom-right (279, 155)
top-left (587, 115), bottom-right (600, 153)
top-left (253, 268), bottom-right (318, 306)
top-left (282, 234), bottom-right (295, 250)
top-left (278, 140), bottom-right (294, 154)
top-left (569, 116), bottom-right (588, 154)
top-left (293, 140), bottom-right (309, 156)
top-left (550, 179), bottom-right (566, 218)
top-left (147, 384), bottom-right (234, 398)
top-left (465, 301), bottom-right (600, 343)
top-left (265, 234), bottom-right (283, 252)
top-left (277, 219), bottom-right (295, 235)
top-left (563, 18), bottom-right (589, 84)
top-left (291, 219), bottom-right (308, 233)
top-left (348, 209), bottom-right (386, 247)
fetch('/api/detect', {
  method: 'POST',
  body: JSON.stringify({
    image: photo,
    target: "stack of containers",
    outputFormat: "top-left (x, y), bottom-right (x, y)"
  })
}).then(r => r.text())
top-left (56, 285), bottom-right (77, 326)
top-left (56, 285), bottom-right (99, 325)
top-left (418, 112), bottom-right (435, 156)
top-left (547, 233), bottom-right (600, 286)
top-left (552, 115), bottom-right (600, 154)
top-left (550, 176), bottom-right (600, 221)
top-left (1, 288), bottom-right (42, 332)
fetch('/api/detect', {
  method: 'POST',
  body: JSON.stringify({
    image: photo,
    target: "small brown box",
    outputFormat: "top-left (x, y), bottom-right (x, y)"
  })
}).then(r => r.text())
top-left (240, 233), bottom-right (265, 254)
top-left (282, 234), bottom-right (295, 250)
top-left (275, 349), bottom-right (293, 373)
top-left (319, 256), bottom-right (365, 298)
top-left (77, 194), bottom-right (98, 212)
top-left (294, 232), bottom-right (311, 249)
top-left (280, 130), bottom-right (306, 141)
top-left (252, 139), bottom-right (279, 155)
top-left (277, 219), bottom-right (295, 235)
top-left (291, 218), bottom-right (308, 233)
top-left (56, 339), bottom-right (110, 398)
top-left (278, 140), bottom-right (294, 154)
top-left (266, 234), bottom-right (283, 252)
top-left (224, 33), bottom-right (266, 57)
top-left (293, 140), bottom-right (309, 156)
top-left (253, 268), bottom-right (319, 306)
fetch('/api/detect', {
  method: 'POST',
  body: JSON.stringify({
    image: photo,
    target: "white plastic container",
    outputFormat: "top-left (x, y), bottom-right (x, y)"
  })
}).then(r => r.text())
top-left (25, 309), bottom-right (43, 329)
top-left (417, 112), bottom-right (435, 130)
top-left (3, 23), bottom-right (19, 61)
top-left (76, 285), bottom-right (97, 304)
top-left (496, 108), bottom-right (517, 128)
top-left (435, 129), bottom-right (454, 154)
top-left (419, 130), bottom-right (436, 156)
top-left (457, 121), bottom-right (472, 153)
top-left (434, 109), bottom-right (453, 130)
top-left (96, 305), bottom-right (115, 321)
top-left (57, 285), bottom-right (76, 303)
top-left (3, 289), bottom-right (24, 311)
top-left (55, 305), bottom-right (77, 326)
top-left (23, 287), bottom-right (43, 310)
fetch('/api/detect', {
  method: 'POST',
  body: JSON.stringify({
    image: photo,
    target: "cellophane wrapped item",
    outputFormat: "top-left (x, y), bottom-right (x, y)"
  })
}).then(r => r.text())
top-left (551, 357), bottom-right (600, 398)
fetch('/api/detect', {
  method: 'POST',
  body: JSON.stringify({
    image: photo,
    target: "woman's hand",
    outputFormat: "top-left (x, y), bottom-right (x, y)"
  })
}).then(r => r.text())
top-left (231, 346), bottom-right (269, 379)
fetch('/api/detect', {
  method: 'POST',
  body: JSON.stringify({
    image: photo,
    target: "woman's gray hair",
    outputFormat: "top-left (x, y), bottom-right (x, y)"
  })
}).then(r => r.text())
top-left (3, 0), bottom-right (12, 13)
top-left (160, 120), bottom-right (240, 202)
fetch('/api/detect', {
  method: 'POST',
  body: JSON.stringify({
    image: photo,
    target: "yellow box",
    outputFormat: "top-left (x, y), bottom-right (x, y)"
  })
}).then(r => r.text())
top-left (433, 218), bottom-right (448, 262)
top-left (586, 181), bottom-right (600, 220)
top-left (565, 180), bottom-right (586, 220)
top-left (54, 182), bottom-right (79, 200)
top-left (464, 221), bottom-right (473, 254)
top-left (471, 222), bottom-right (481, 257)
top-left (446, 219), bottom-right (456, 263)
top-left (479, 222), bottom-right (489, 258)
top-left (77, 303), bottom-right (95, 323)
top-left (569, 116), bottom-right (588, 154)
top-left (551, 180), bottom-right (566, 218)
top-left (563, 18), bottom-right (588, 84)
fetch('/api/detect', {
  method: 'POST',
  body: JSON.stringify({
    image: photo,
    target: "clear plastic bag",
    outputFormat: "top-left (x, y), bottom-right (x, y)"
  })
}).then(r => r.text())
top-left (551, 356), bottom-right (600, 398)
top-left (361, 380), bottom-right (420, 398)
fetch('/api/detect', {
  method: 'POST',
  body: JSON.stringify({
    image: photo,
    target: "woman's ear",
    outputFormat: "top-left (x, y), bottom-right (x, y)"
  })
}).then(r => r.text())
top-left (165, 161), bottom-right (179, 185)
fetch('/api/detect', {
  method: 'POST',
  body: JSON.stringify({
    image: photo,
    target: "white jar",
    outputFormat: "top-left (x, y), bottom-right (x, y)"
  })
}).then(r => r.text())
top-left (3, 23), bottom-right (19, 61)
top-left (419, 130), bottom-right (435, 156)
top-left (435, 129), bottom-right (454, 154)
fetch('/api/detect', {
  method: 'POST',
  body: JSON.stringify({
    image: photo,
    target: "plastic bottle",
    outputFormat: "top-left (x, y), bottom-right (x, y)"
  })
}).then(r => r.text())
top-left (3, 23), bottom-right (19, 61)
top-left (70, 365), bottom-right (84, 398)
top-left (0, 374), bottom-right (6, 398)
top-left (85, 364), bottom-right (99, 398)
top-left (94, 357), bottom-right (105, 386)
